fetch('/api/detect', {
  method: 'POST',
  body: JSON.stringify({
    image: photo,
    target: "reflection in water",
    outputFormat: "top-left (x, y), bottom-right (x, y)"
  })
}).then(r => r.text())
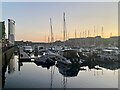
top-left (0, 49), bottom-right (2, 89)
top-left (56, 63), bottom-right (81, 89)
top-left (18, 59), bottom-right (55, 71)
top-left (2, 62), bottom-right (6, 88)
top-left (2, 54), bottom-right (15, 88)
top-left (2, 55), bottom-right (15, 88)
top-left (18, 61), bottom-right (22, 71)
top-left (8, 55), bottom-right (15, 74)
top-left (98, 62), bottom-right (120, 70)
top-left (2, 54), bottom-right (119, 88)
top-left (0, 74), bottom-right (1, 90)
top-left (56, 63), bottom-right (80, 77)
top-left (18, 60), bottom-right (33, 71)
top-left (34, 61), bottom-right (54, 70)
top-left (50, 66), bottom-right (55, 89)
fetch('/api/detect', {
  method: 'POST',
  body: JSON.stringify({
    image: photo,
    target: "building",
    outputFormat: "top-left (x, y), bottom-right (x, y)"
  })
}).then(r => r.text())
top-left (0, 21), bottom-right (6, 48)
top-left (66, 36), bottom-right (119, 48)
top-left (8, 19), bottom-right (15, 46)
top-left (66, 37), bottom-right (96, 47)
top-left (0, 21), bottom-right (5, 39)
top-left (108, 36), bottom-right (119, 46)
top-left (0, 22), bottom-right (2, 40)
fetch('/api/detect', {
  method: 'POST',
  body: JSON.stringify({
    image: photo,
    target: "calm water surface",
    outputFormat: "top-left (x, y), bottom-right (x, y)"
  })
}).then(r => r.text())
top-left (4, 55), bottom-right (118, 88)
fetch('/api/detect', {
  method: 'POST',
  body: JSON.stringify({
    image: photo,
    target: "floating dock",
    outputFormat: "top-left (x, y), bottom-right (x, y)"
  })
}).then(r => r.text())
top-left (18, 48), bottom-right (36, 62)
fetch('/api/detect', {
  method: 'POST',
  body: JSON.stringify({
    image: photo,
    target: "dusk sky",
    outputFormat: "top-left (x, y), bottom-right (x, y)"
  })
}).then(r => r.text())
top-left (2, 2), bottom-right (118, 42)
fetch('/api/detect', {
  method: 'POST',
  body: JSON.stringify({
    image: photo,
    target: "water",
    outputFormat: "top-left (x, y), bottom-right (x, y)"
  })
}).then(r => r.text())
top-left (3, 55), bottom-right (118, 88)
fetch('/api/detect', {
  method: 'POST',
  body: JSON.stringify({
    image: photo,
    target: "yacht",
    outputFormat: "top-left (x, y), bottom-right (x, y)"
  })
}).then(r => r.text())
top-left (58, 49), bottom-right (84, 64)
top-left (98, 47), bottom-right (119, 62)
top-left (23, 46), bottom-right (33, 53)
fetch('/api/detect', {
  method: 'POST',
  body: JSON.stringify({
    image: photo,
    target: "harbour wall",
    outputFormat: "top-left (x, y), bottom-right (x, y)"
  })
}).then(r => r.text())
top-left (2, 47), bottom-right (14, 67)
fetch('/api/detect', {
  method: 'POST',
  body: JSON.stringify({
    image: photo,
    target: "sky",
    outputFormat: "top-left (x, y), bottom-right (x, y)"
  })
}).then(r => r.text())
top-left (2, 2), bottom-right (118, 42)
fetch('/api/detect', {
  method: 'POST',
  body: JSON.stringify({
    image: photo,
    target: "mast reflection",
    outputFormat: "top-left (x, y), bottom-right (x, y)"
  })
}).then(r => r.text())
top-left (2, 54), bottom-right (15, 88)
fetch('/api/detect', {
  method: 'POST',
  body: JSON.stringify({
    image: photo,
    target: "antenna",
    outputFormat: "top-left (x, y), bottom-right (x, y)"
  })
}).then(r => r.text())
top-left (50, 18), bottom-right (54, 42)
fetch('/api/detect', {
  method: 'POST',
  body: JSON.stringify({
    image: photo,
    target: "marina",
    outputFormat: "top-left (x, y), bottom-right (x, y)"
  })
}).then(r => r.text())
top-left (1, 16), bottom-right (119, 89)
top-left (1, 45), bottom-right (119, 88)
top-left (1, 2), bottom-right (119, 89)
top-left (1, 17), bottom-right (119, 89)
top-left (2, 54), bottom-right (119, 88)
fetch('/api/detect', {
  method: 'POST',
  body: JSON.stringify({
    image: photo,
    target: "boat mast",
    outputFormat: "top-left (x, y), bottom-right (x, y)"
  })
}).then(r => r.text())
top-left (85, 30), bottom-right (86, 38)
top-left (63, 12), bottom-right (67, 41)
top-left (50, 18), bottom-right (54, 43)
top-left (101, 26), bottom-right (104, 46)
top-left (48, 36), bottom-right (50, 43)
top-left (101, 26), bottom-right (103, 38)
top-left (67, 32), bottom-right (69, 40)
top-left (75, 29), bottom-right (76, 38)
top-left (94, 25), bottom-right (95, 37)
top-left (110, 32), bottom-right (112, 37)
top-left (97, 24), bottom-right (98, 36)
top-left (80, 32), bottom-right (81, 38)
top-left (88, 30), bottom-right (90, 37)
top-left (83, 31), bottom-right (84, 38)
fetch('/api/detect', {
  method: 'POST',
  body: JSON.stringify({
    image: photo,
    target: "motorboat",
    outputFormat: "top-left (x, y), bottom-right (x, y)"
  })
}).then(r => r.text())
top-left (35, 54), bottom-right (55, 65)
top-left (58, 49), bottom-right (84, 64)
top-left (37, 46), bottom-right (46, 55)
top-left (97, 48), bottom-right (119, 62)
top-left (23, 46), bottom-right (33, 53)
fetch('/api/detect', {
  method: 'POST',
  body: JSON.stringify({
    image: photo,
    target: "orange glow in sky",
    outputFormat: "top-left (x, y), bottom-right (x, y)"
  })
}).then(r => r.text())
top-left (3, 2), bottom-right (118, 42)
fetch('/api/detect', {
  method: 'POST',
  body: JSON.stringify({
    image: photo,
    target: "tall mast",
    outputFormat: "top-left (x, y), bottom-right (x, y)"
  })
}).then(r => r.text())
top-left (63, 12), bottom-right (67, 41)
top-left (110, 32), bottom-right (112, 37)
top-left (97, 24), bottom-right (98, 36)
top-left (75, 29), bottom-right (76, 38)
top-left (45, 35), bottom-right (46, 42)
top-left (83, 31), bottom-right (84, 38)
top-left (80, 32), bottom-right (81, 38)
top-left (85, 30), bottom-right (86, 38)
top-left (101, 26), bottom-right (104, 46)
top-left (101, 26), bottom-right (103, 38)
top-left (48, 36), bottom-right (50, 43)
top-left (50, 18), bottom-right (54, 42)
top-left (67, 32), bottom-right (69, 40)
top-left (88, 30), bottom-right (90, 37)
top-left (94, 26), bottom-right (95, 37)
